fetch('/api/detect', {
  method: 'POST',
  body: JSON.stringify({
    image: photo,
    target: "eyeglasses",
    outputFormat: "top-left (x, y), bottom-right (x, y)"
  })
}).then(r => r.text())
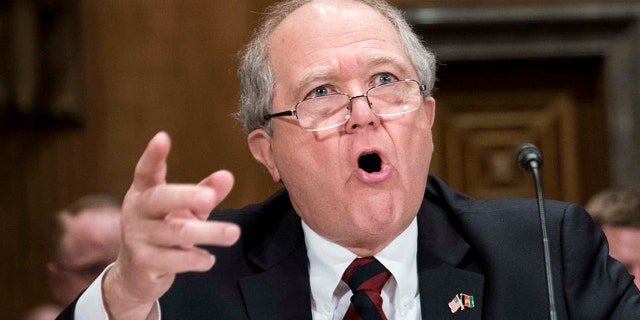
top-left (264, 79), bottom-right (427, 131)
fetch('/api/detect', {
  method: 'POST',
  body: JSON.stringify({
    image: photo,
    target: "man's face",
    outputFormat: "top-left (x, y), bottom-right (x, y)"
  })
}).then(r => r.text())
top-left (249, 0), bottom-right (435, 255)
top-left (602, 226), bottom-right (640, 289)
top-left (47, 209), bottom-right (120, 304)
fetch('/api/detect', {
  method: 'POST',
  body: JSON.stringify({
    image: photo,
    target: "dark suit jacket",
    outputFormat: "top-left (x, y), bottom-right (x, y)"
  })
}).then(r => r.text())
top-left (58, 176), bottom-right (640, 319)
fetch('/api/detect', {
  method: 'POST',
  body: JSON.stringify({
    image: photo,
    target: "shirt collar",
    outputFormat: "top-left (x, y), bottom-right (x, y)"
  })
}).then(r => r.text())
top-left (302, 217), bottom-right (418, 309)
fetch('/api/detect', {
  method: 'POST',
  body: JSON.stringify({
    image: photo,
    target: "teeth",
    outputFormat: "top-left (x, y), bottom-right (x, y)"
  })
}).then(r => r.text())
top-left (358, 153), bottom-right (382, 173)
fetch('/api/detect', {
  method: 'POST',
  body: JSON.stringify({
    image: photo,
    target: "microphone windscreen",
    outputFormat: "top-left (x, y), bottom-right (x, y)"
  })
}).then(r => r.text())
top-left (516, 143), bottom-right (543, 172)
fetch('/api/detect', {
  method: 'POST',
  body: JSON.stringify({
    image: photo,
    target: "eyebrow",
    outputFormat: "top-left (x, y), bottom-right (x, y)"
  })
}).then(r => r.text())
top-left (293, 53), bottom-right (412, 98)
top-left (365, 53), bottom-right (410, 73)
top-left (295, 68), bottom-right (335, 95)
top-left (373, 52), bottom-right (419, 81)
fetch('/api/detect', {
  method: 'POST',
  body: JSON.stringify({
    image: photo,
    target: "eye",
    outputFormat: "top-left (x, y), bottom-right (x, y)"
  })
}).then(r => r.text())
top-left (304, 85), bottom-right (331, 100)
top-left (375, 73), bottom-right (397, 86)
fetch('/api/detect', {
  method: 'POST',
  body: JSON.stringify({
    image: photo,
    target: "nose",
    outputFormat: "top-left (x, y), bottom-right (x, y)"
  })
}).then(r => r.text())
top-left (344, 94), bottom-right (380, 133)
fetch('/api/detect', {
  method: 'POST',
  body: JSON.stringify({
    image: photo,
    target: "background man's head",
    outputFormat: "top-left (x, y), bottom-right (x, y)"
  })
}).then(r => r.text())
top-left (46, 194), bottom-right (121, 305)
top-left (586, 188), bottom-right (640, 288)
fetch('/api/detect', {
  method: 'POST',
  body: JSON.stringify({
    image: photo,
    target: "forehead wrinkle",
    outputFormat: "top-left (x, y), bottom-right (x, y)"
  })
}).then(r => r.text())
top-left (295, 51), bottom-right (413, 87)
top-left (296, 66), bottom-right (336, 91)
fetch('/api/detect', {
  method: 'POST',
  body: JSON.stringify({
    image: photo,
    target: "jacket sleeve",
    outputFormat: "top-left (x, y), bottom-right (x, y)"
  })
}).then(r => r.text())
top-left (560, 203), bottom-right (640, 319)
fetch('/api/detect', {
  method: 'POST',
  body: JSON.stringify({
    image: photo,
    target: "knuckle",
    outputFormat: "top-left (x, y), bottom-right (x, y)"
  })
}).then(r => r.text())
top-left (168, 219), bottom-right (191, 246)
top-left (144, 187), bottom-right (162, 208)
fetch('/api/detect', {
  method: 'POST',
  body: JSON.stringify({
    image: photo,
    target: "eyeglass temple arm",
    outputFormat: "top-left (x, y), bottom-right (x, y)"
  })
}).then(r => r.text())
top-left (264, 109), bottom-right (296, 121)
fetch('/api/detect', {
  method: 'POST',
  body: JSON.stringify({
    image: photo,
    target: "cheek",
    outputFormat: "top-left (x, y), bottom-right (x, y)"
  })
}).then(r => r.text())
top-left (391, 116), bottom-right (433, 159)
top-left (272, 132), bottom-right (340, 183)
top-left (390, 118), bottom-right (434, 191)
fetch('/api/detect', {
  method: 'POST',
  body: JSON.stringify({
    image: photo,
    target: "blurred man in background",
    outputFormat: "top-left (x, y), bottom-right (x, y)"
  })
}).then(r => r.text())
top-left (23, 194), bottom-right (121, 320)
top-left (586, 188), bottom-right (640, 288)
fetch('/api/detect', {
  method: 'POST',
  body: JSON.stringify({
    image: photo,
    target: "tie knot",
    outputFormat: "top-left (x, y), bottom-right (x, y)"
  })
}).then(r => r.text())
top-left (342, 257), bottom-right (391, 294)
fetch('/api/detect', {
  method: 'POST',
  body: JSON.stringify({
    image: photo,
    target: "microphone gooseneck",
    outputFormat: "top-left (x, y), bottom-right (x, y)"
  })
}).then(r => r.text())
top-left (515, 143), bottom-right (557, 320)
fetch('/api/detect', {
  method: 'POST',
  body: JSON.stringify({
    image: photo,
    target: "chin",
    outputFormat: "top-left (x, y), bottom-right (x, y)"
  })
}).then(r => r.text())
top-left (353, 207), bottom-right (404, 233)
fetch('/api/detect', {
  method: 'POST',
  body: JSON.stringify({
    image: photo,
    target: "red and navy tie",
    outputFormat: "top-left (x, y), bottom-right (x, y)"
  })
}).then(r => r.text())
top-left (342, 257), bottom-right (391, 320)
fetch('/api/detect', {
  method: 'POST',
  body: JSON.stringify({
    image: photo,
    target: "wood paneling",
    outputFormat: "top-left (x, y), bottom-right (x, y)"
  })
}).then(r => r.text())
top-left (2, 1), bottom-right (281, 318)
top-left (431, 58), bottom-right (608, 203)
top-left (435, 91), bottom-right (581, 201)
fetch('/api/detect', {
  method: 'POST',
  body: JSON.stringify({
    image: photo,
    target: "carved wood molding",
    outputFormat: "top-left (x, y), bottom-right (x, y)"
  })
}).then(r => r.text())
top-left (404, 2), bottom-right (640, 189)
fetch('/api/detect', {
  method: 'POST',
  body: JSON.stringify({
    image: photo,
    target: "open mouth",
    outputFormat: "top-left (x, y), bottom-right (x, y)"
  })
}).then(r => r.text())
top-left (358, 152), bottom-right (382, 173)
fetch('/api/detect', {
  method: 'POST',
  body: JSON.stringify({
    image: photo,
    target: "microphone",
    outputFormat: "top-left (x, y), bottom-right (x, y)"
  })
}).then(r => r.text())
top-left (517, 143), bottom-right (543, 172)
top-left (516, 143), bottom-right (557, 320)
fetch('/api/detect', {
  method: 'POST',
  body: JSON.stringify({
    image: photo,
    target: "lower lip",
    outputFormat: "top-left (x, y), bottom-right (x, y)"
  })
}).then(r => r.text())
top-left (354, 163), bottom-right (392, 183)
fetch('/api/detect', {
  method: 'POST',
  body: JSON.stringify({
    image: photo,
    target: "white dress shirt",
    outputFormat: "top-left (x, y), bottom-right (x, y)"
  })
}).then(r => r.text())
top-left (303, 217), bottom-right (421, 320)
top-left (75, 218), bottom-right (421, 319)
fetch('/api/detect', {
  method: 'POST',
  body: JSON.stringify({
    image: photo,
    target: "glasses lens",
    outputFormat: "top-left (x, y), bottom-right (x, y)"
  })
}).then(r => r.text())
top-left (296, 95), bottom-right (351, 131)
top-left (368, 80), bottom-right (422, 116)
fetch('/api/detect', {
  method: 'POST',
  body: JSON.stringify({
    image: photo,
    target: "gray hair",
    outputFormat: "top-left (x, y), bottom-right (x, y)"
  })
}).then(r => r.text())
top-left (235, 0), bottom-right (436, 135)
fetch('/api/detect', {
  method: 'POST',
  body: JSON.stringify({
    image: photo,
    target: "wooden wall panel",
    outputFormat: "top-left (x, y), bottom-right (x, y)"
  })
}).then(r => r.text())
top-left (435, 91), bottom-right (581, 201)
top-left (81, 0), bottom-right (280, 209)
top-left (432, 57), bottom-right (607, 204)
top-left (2, 0), bottom-right (281, 318)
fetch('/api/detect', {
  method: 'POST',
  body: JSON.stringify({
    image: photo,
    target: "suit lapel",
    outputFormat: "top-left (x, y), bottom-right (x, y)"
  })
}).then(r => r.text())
top-left (239, 210), bottom-right (312, 320)
top-left (417, 195), bottom-right (484, 320)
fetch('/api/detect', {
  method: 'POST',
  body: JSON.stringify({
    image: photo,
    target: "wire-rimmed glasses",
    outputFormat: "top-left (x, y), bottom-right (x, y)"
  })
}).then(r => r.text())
top-left (264, 79), bottom-right (427, 131)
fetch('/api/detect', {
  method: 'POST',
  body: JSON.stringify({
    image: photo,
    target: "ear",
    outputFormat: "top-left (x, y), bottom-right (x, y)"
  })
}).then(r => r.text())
top-left (422, 96), bottom-right (436, 128)
top-left (248, 129), bottom-right (281, 182)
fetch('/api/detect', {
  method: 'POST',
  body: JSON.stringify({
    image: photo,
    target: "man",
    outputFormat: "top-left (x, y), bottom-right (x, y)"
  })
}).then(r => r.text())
top-left (24, 195), bottom-right (121, 320)
top-left (59, 0), bottom-right (640, 319)
top-left (586, 188), bottom-right (640, 289)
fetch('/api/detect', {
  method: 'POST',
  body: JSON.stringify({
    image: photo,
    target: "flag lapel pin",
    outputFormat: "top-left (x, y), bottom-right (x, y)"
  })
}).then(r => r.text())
top-left (448, 293), bottom-right (475, 314)
top-left (460, 293), bottom-right (475, 309)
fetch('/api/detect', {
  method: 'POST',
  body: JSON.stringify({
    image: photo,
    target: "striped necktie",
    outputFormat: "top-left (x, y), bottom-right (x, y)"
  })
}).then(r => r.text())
top-left (342, 257), bottom-right (391, 320)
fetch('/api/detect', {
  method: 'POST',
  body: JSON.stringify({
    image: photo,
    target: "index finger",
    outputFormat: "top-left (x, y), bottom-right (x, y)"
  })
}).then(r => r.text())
top-left (132, 131), bottom-right (172, 191)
